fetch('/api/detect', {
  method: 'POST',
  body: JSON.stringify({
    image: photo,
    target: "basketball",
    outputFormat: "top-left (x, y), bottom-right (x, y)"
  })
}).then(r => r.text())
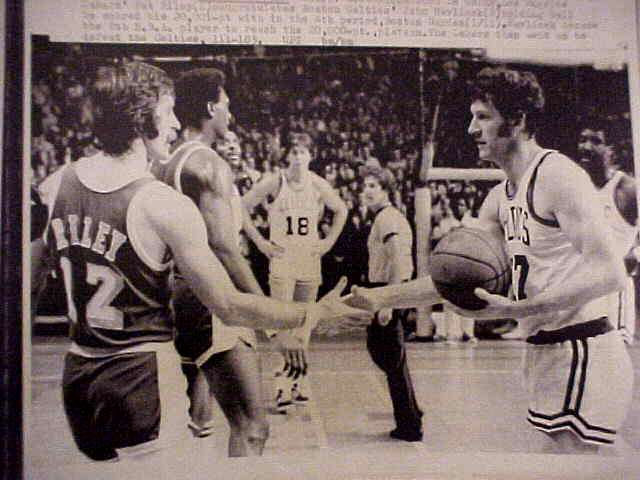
top-left (429, 227), bottom-right (511, 310)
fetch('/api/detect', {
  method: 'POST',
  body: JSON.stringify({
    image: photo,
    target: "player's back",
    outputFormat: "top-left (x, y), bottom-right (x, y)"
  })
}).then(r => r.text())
top-left (46, 159), bottom-right (174, 349)
top-left (152, 140), bottom-right (210, 194)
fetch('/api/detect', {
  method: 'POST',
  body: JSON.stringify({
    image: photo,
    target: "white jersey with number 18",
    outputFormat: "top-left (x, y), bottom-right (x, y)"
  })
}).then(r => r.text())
top-left (269, 172), bottom-right (323, 281)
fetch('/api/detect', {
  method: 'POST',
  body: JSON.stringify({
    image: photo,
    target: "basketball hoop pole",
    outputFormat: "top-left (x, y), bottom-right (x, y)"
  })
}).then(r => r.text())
top-left (414, 49), bottom-right (437, 338)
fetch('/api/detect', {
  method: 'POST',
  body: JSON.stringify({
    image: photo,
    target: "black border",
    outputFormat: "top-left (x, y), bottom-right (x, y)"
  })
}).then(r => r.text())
top-left (1, 1), bottom-right (24, 479)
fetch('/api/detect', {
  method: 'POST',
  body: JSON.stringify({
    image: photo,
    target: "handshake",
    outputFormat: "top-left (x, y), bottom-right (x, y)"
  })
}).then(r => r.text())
top-left (304, 277), bottom-right (382, 332)
top-left (273, 277), bottom-right (381, 379)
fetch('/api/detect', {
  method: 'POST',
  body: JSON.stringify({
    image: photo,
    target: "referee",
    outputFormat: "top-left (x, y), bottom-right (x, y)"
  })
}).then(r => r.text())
top-left (361, 164), bottom-right (423, 442)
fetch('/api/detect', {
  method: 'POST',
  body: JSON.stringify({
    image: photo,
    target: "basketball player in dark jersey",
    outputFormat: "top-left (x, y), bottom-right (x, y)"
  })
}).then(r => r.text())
top-left (151, 68), bottom-right (269, 456)
top-left (33, 61), bottom-right (369, 462)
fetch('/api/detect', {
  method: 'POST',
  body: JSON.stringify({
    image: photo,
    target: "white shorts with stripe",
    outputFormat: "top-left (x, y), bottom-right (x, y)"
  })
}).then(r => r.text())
top-left (524, 326), bottom-right (633, 446)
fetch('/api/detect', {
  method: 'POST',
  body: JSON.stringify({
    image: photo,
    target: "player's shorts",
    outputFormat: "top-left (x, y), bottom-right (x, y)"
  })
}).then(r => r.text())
top-left (269, 255), bottom-right (322, 284)
top-left (174, 317), bottom-right (256, 368)
top-left (62, 341), bottom-right (189, 461)
top-left (266, 274), bottom-right (321, 347)
top-left (172, 277), bottom-right (256, 367)
top-left (523, 317), bottom-right (633, 446)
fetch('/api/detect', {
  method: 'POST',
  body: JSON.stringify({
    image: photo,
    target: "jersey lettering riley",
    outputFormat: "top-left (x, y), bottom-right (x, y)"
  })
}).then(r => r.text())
top-left (46, 164), bottom-right (173, 348)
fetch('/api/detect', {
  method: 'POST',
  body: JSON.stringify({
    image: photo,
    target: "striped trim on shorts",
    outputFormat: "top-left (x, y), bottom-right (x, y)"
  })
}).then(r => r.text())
top-left (524, 318), bottom-right (633, 446)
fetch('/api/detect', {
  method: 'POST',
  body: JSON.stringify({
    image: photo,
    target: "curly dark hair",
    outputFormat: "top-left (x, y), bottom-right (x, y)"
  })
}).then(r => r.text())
top-left (578, 116), bottom-right (609, 144)
top-left (89, 62), bottom-right (174, 156)
top-left (173, 68), bottom-right (226, 130)
top-left (471, 66), bottom-right (545, 137)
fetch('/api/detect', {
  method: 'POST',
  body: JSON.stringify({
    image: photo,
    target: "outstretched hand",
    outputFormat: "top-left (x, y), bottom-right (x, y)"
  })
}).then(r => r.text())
top-left (341, 285), bottom-right (381, 312)
top-left (273, 331), bottom-right (307, 379)
top-left (306, 277), bottom-right (373, 331)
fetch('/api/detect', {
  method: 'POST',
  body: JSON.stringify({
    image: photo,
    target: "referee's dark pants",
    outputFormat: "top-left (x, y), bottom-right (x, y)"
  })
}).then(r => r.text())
top-left (366, 285), bottom-right (423, 435)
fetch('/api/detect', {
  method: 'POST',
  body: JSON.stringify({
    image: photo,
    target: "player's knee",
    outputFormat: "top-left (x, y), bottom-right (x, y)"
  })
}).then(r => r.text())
top-left (230, 414), bottom-right (269, 448)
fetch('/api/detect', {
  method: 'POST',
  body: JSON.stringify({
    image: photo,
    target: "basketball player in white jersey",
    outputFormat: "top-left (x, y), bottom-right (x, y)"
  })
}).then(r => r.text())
top-left (347, 66), bottom-right (633, 454)
top-left (576, 124), bottom-right (637, 344)
top-left (243, 133), bottom-right (348, 411)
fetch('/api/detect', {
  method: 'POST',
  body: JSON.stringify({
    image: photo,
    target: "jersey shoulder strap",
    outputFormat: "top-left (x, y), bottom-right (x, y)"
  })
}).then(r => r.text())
top-left (525, 149), bottom-right (559, 228)
top-left (170, 141), bottom-right (212, 194)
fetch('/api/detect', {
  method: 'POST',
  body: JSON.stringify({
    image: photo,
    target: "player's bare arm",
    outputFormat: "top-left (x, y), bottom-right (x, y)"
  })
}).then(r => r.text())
top-left (347, 276), bottom-right (442, 313)
top-left (614, 173), bottom-right (637, 227)
top-left (242, 171), bottom-right (280, 211)
top-left (311, 172), bottom-right (347, 255)
top-left (183, 150), bottom-right (263, 295)
top-left (476, 184), bottom-right (506, 237)
top-left (464, 156), bottom-right (627, 320)
top-left (146, 186), bottom-right (371, 330)
top-left (242, 172), bottom-right (285, 258)
top-left (240, 204), bottom-right (284, 259)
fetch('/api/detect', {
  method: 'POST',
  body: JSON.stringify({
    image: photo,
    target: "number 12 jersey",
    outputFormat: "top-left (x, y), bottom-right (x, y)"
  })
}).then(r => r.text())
top-left (45, 161), bottom-right (174, 349)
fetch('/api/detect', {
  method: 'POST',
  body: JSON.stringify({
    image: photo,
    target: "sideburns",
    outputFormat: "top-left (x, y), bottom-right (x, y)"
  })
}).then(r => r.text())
top-left (497, 122), bottom-right (513, 138)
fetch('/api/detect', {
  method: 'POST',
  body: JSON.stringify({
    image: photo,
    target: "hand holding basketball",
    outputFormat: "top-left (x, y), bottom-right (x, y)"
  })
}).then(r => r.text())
top-left (447, 287), bottom-right (519, 320)
top-left (429, 227), bottom-right (511, 311)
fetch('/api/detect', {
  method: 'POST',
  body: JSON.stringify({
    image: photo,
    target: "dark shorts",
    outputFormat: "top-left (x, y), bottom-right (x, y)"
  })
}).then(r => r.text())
top-left (172, 276), bottom-right (213, 362)
top-left (174, 320), bottom-right (212, 362)
top-left (62, 351), bottom-right (161, 461)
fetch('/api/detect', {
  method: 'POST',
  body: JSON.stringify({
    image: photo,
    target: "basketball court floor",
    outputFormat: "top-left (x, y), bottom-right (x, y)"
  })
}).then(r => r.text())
top-left (26, 332), bottom-right (640, 479)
